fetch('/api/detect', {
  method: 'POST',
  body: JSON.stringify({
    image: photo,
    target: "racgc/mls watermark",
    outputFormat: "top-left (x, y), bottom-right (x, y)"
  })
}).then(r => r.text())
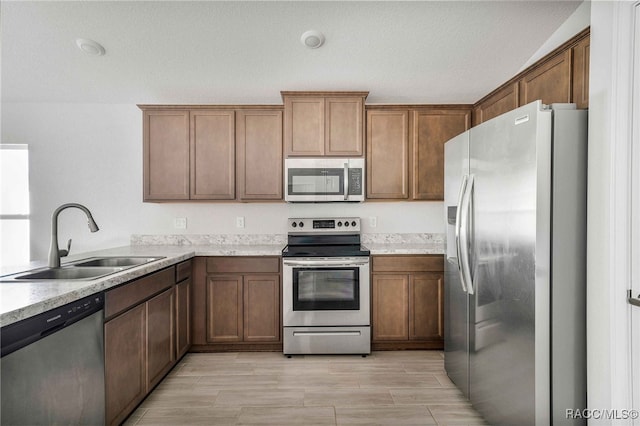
top-left (566, 409), bottom-right (640, 420)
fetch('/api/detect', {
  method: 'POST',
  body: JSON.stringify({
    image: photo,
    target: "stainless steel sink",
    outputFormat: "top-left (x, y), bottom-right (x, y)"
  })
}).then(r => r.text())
top-left (13, 266), bottom-right (126, 281)
top-left (0, 256), bottom-right (165, 282)
top-left (72, 256), bottom-right (164, 268)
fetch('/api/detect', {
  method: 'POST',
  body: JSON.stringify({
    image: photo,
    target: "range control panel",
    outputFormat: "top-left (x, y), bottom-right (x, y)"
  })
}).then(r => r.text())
top-left (287, 217), bottom-right (361, 233)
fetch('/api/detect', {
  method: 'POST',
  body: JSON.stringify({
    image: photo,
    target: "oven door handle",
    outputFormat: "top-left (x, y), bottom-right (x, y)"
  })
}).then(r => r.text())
top-left (283, 259), bottom-right (369, 267)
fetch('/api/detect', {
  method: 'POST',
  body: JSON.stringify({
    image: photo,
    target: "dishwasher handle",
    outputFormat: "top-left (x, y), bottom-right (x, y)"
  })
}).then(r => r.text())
top-left (1, 293), bottom-right (104, 357)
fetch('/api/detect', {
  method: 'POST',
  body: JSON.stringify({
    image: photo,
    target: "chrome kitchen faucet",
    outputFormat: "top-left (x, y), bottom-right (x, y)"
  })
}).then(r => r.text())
top-left (48, 203), bottom-right (99, 268)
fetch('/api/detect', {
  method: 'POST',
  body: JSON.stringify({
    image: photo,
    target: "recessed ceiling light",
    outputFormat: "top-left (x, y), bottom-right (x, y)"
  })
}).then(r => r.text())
top-left (75, 38), bottom-right (106, 56)
top-left (301, 30), bottom-right (325, 49)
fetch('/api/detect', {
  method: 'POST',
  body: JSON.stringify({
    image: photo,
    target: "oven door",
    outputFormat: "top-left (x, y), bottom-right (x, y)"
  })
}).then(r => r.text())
top-left (283, 257), bottom-right (370, 326)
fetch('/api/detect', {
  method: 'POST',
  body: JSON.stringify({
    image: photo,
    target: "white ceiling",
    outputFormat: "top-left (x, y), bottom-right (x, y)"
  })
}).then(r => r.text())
top-left (1, 1), bottom-right (583, 105)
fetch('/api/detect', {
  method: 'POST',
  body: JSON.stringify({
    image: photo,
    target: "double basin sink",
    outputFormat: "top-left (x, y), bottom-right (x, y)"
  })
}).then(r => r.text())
top-left (1, 256), bottom-right (164, 282)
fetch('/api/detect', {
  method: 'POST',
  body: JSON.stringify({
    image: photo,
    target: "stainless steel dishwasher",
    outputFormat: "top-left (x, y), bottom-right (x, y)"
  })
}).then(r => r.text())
top-left (1, 293), bottom-right (105, 425)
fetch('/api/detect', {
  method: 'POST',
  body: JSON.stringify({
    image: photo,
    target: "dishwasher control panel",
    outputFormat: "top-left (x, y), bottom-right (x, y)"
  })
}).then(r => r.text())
top-left (1, 292), bottom-right (104, 357)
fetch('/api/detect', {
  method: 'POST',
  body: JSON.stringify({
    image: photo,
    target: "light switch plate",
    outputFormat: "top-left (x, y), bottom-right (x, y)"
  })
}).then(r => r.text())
top-left (369, 216), bottom-right (377, 228)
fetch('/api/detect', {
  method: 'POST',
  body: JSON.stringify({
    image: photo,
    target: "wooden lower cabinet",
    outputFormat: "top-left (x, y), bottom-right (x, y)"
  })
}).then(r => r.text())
top-left (176, 277), bottom-right (192, 358)
top-left (146, 288), bottom-right (176, 390)
top-left (192, 256), bottom-right (282, 351)
top-left (104, 304), bottom-right (146, 426)
top-left (206, 274), bottom-right (280, 344)
top-left (104, 267), bottom-right (179, 426)
top-left (371, 255), bottom-right (444, 350)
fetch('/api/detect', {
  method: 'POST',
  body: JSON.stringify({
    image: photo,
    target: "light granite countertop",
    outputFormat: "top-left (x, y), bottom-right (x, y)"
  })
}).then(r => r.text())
top-left (1, 234), bottom-right (444, 327)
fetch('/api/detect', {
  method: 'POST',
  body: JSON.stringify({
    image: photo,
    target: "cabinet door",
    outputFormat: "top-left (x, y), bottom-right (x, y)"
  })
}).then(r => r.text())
top-left (366, 110), bottom-right (410, 199)
top-left (243, 275), bottom-right (281, 342)
top-left (519, 49), bottom-right (572, 106)
top-left (190, 110), bottom-right (235, 199)
top-left (147, 287), bottom-right (175, 391)
top-left (372, 274), bottom-right (409, 341)
top-left (105, 304), bottom-right (146, 426)
top-left (572, 35), bottom-right (590, 109)
top-left (473, 82), bottom-right (519, 126)
top-left (412, 109), bottom-right (470, 201)
top-left (176, 278), bottom-right (191, 359)
top-left (236, 109), bottom-right (283, 200)
top-left (206, 275), bottom-right (243, 342)
top-left (284, 97), bottom-right (324, 156)
top-left (409, 273), bottom-right (444, 341)
top-left (325, 97), bottom-right (364, 156)
top-left (143, 110), bottom-right (190, 201)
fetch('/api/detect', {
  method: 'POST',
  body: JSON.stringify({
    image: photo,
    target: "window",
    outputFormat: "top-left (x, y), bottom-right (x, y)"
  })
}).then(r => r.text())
top-left (0, 144), bottom-right (30, 267)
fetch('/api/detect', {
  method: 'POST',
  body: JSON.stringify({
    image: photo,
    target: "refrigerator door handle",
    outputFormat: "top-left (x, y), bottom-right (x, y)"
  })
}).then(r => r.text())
top-left (455, 175), bottom-right (469, 293)
top-left (628, 290), bottom-right (640, 307)
top-left (459, 175), bottom-right (475, 294)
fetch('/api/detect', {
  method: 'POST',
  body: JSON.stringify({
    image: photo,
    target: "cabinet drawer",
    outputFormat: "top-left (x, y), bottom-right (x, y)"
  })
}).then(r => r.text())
top-left (105, 267), bottom-right (175, 319)
top-left (176, 260), bottom-right (192, 282)
top-left (372, 255), bottom-right (443, 273)
top-left (206, 257), bottom-right (280, 274)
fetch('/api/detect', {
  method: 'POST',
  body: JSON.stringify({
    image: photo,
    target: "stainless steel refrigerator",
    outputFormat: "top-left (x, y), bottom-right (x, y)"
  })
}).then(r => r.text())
top-left (444, 101), bottom-right (587, 425)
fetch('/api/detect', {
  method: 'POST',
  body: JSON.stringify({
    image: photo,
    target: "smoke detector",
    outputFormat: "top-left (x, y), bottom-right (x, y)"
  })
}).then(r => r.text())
top-left (75, 38), bottom-right (106, 56)
top-left (300, 30), bottom-right (325, 49)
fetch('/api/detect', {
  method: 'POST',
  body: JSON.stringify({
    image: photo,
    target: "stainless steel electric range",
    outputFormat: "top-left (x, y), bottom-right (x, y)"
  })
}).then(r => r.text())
top-left (282, 217), bottom-right (371, 356)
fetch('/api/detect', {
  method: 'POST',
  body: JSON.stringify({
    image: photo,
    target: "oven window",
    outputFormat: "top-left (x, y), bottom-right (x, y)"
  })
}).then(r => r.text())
top-left (288, 168), bottom-right (344, 195)
top-left (293, 267), bottom-right (360, 310)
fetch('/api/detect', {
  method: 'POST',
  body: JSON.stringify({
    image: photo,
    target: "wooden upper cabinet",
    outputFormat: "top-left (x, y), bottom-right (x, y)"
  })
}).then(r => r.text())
top-left (190, 110), bottom-right (235, 200)
top-left (366, 107), bottom-right (470, 201)
top-left (283, 91), bottom-right (367, 157)
top-left (236, 109), bottom-right (283, 200)
top-left (519, 49), bottom-right (572, 107)
top-left (366, 110), bottom-right (410, 199)
top-left (143, 110), bottom-right (190, 201)
top-left (411, 109), bottom-right (470, 201)
top-left (473, 82), bottom-right (519, 126)
top-left (572, 35), bottom-right (590, 109)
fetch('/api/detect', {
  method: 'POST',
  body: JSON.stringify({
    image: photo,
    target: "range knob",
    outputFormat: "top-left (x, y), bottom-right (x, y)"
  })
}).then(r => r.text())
top-left (351, 221), bottom-right (357, 227)
top-left (298, 221), bottom-right (304, 228)
top-left (344, 221), bottom-right (350, 227)
top-left (291, 222), bottom-right (297, 228)
top-left (337, 221), bottom-right (342, 227)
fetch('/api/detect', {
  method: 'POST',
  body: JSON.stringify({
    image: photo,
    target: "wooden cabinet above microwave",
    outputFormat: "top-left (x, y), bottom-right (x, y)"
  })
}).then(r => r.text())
top-left (282, 91), bottom-right (368, 157)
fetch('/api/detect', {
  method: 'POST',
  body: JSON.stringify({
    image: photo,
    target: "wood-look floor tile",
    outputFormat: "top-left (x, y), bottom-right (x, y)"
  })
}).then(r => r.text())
top-left (329, 363), bottom-right (407, 375)
top-left (305, 389), bottom-right (394, 407)
top-left (335, 405), bottom-right (436, 425)
top-left (390, 388), bottom-right (468, 405)
top-left (402, 361), bottom-right (447, 374)
top-left (277, 373), bottom-right (360, 390)
top-left (138, 384), bottom-right (220, 408)
top-left (253, 363), bottom-right (331, 375)
top-left (214, 389), bottom-right (305, 407)
top-left (237, 406), bottom-right (336, 425)
top-left (427, 404), bottom-right (489, 425)
top-left (370, 351), bottom-right (444, 361)
top-left (136, 407), bottom-right (241, 425)
top-left (355, 373), bottom-right (442, 389)
top-left (176, 363), bottom-right (256, 376)
top-left (197, 374), bottom-right (279, 389)
top-left (433, 373), bottom-right (459, 388)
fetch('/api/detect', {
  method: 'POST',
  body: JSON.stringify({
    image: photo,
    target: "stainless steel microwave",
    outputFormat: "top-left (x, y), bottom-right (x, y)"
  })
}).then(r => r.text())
top-left (285, 158), bottom-right (365, 202)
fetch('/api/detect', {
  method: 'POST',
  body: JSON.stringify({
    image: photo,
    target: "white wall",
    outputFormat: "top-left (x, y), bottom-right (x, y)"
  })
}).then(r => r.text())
top-left (1, 102), bottom-right (444, 261)
top-left (520, 0), bottom-right (591, 71)
top-left (587, 1), bottom-right (636, 423)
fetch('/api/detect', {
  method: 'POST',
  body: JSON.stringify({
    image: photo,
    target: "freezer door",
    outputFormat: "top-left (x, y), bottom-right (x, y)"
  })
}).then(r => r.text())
top-left (468, 101), bottom-right (552, 425)
top-left (443, 130), bottom-right (470, 398)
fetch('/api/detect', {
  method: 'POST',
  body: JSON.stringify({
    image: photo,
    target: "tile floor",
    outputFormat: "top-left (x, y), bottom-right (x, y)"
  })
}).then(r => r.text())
top-left (125, 351), bottom-right (487, 425)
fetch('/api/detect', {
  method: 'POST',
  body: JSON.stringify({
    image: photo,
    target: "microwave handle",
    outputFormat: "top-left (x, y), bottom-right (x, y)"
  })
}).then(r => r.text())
top-left (344, 163), bottom-right (349, 201)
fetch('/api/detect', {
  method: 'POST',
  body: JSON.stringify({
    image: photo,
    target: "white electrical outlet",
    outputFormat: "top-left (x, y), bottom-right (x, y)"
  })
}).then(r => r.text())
top-left (174, 217), bottom-right (187, 229)
top-left (369, 216), bottom-right (377, 228)
top-left (236, 216), bottom-right (245, 228)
